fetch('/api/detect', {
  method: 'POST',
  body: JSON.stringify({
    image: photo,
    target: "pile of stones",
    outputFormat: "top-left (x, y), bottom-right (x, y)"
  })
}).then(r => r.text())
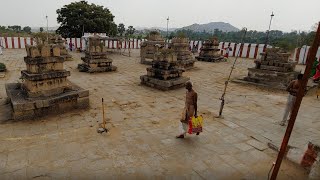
top-left (49, 35), bottom-right (72, 61)
top-left (78, 35), bottom-right (117, 73)
top-left (242, 48), bottom-right (298, 89)
top-left (196, 38), bottom-right (224, 62)
top-left (171, 37), bottom-right (195, 70)
top-left (5, 44), bottom-right (89, 120)
top-left (140, 32), bottom-right (166, 65)
top-left (140, 48), bottom-right (189, 90)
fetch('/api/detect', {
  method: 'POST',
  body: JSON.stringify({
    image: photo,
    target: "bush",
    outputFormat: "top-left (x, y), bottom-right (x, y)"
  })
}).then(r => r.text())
top-left (0, 63), bottom-right (6, 72)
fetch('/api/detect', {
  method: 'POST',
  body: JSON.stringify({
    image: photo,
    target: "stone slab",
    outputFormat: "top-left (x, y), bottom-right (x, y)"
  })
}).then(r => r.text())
top-left (78, 64), bottom-right (117, 73)
top-left (246, 139), bottom-right (268, 151)
top-left (26, 62), bottom-right (64, 73)
top-left (5, 82), bottom-right (89, 120)
top-left (21, 70), bottom-right (70, 81)
top-left (140, 59), bottom-right (153, 65)
top-left (140, 75), bottom-right (189, 91)
top-left (23, 78), bottom-right (70, 98)
top-left (232, 79), bottom-right (287, 90)
top-left (196, 56), bottom-right (225, 62)
top-left (24, 56), bottom-right (65, 65)
top-left (81, 57), bottom-right (113, 64)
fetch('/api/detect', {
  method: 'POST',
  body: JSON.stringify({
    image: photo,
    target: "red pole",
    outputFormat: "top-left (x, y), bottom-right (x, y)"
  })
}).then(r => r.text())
top-left (233, 43), bottom-right (237, 57)
top-left (254, 44), bottom-right (259, 59)
top-left (221, 42), bottom-right (225, 55)
top-left (18, 36), bottom-right (21, 49)
top-left (270, 22), bottom-right (320, 180)
top-left (246, 44), bottom-right (251, 58)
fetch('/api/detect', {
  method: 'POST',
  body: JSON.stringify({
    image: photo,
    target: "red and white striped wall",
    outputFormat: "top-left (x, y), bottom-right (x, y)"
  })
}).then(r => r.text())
top-left (293, 45), bottom-right (320, 64)
top-left (0, 36), bottom-right (34, 49)
top-left (189, 40), bottom-right (271, 59)
top-left (1, 36), bottom-right (280, 60)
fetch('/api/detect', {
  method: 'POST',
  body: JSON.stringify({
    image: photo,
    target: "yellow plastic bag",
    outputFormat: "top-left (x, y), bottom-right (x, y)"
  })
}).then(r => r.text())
top-left (188, 115), bottom-right (203, 134)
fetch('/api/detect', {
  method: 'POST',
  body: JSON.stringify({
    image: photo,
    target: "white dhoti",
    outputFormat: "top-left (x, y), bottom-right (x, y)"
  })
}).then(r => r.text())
top-left (0, 46), bottom-right (3, 55)
top-left (179, 106), bottom-right (193, 136)
top-left (281, 94), bottom-right (296, 124)
top-left (179, 122), bottom-right (188, 135)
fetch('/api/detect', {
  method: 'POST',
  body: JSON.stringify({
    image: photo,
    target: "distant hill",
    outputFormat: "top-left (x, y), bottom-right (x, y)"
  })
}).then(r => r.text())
top-left (136, 22), bottom-right (239, 33)
top-left (179, 22), bottom-right (239, 32)
top-left (135, 27), bottom-right (177, 32)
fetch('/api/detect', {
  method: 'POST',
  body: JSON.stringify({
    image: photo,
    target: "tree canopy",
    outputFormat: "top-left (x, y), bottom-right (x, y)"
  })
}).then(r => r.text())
top-left (126, 26), bottom-right (135, 38)
top-left (56, 0), bottom-right (117, 37)
top-left (8, 25), bottom-right (21, 32)
top-left (22, 26), bottom-right (32, 33)
top-left (117, 23), bottom-right (125, 37)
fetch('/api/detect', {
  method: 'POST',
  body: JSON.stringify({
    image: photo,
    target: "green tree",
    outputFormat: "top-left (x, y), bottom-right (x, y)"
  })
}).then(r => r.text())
top-left (40, 27), bottom-right (44, 32)
top-left (8, 25), bottom-right (21, 32)
top-left (23, 26), bottom-right (32, 33)
top-left (117, 23), bottom-right (125, 36)
top-left (126, 26), bottom-right (135, 37)
top-left (56, 0), bottom-right (117, 37)
top-left (0, 26), bottom-right (7, 31)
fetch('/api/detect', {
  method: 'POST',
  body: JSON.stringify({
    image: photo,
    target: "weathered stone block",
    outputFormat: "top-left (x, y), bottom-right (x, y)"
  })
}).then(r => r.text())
top-left (5, 82), bottom-right (89, 120)
top-left (96, 46), bottom-right (101, 53)
top-left (22, 77), bottom-right (71, 97)
top-left (21, 70), bottom-right (70, 81)
top-left (41, 45), bottom-right (51, 57)
top-left (90, 46), bottom-right (95, 53)
top-left (77, 97), bottom-right (90, 108)
top-left (60, 49), bottom-right (67, 55)
top-left (26, 62), bottom-right (64, 73)
top-left (30, 47), bottom-right (40, 58)
top-left (78, 89), bottom-right (90, 98)
top-left (140, 75), bottom-right (189, 91)
top-left (24, 56), bottom-right (65, 65)
top-left (52, 45), bottom-right (61, 56)
top-left (35, 101), bottom-right (44, 108)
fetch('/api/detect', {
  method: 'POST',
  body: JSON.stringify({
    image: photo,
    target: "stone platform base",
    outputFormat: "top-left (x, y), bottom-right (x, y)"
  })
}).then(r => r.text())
top-left (196, 56), bottom-right (225, 62)
top-left (140, 58), bottom-right (153, 65)
top-left (232, 78), bottom-right (287, 90)
top-left (140, 75), bottom-right (189, 90)
top-left (5, 82), bottom-right (89, 120)
top-left (178, 60), bottom-right (196, 70)
top-left (78, 64), bottom-right (117, 73)
top-left (235, 68), bottom-right (299, 90)
top-left (233, 78), bottom-right (318, 91)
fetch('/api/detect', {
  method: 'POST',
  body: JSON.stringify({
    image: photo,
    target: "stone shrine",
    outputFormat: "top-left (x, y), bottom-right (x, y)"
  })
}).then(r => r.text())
top-left (170, 37), bottom-right (195, 70)
top-left (196, 38), bottom-right (224, 62)
top-left (78, 35), bottom-right (117, 73)
top-left (240, 48), bottom-right (298, 89)
top-left (140, 48), bottom-right (189, 90)
top-left (49, 35), bottom-right (72, 61)
top-left (5, 44), bottom-right (89, 120)
top-left (140, 31), bottom-right (166, 65)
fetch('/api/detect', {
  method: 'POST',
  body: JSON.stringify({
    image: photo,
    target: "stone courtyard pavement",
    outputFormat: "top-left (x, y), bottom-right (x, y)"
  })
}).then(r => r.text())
top-left (0, 49), bottom-right (318, 179)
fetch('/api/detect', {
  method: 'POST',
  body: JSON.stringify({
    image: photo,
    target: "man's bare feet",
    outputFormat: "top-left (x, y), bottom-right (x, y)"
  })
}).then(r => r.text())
top-left (196, 132), bottom-right (200, 135)
top-left (176, 134), bottom-right (184, 139)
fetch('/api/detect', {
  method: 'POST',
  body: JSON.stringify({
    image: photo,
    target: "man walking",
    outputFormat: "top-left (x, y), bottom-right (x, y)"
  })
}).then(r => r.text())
top-left (279, 74), bottom-right (303, 126)
top-left (176, 81), bottom-right (198, 138)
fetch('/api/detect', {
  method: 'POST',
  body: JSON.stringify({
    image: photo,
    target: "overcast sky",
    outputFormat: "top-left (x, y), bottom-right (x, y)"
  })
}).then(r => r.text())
top-left (1, 0), bottom-right (319, 32)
